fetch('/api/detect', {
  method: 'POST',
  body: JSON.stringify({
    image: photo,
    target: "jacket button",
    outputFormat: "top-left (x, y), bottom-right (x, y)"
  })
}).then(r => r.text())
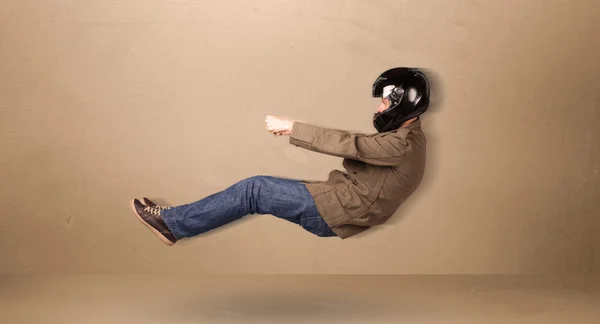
top-left (353, 171), bottom-right (357, 174)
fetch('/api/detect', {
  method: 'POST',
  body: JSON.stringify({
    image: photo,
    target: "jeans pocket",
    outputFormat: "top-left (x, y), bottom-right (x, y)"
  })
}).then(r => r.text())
top-left (300, 217), bottom-right (337, 237)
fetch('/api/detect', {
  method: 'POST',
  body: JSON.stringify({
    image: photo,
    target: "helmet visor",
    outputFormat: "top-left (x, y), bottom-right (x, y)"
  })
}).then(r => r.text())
top-left (375, 84), bottom-right (404, 114)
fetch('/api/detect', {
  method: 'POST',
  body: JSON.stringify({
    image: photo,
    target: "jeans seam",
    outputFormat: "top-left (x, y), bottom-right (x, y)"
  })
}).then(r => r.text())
top-left (300, 216), bottom-right (317, 227)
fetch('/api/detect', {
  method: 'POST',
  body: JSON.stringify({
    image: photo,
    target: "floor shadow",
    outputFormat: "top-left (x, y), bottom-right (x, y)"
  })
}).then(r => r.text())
top-left (168, 292), bottom-right (393, 323)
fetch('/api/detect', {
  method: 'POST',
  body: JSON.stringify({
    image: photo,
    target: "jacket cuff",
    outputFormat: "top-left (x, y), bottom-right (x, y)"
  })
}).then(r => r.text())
top-left (289, 121), bottom-right (316, 147)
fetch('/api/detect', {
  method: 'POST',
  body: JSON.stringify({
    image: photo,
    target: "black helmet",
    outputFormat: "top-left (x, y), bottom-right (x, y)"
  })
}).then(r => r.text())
top-left (372, 67), bottom-right (430, 133)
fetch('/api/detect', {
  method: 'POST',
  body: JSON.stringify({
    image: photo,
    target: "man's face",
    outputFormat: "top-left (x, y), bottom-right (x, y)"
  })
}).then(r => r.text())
top-left (377, 97), bottom-right (391, 113)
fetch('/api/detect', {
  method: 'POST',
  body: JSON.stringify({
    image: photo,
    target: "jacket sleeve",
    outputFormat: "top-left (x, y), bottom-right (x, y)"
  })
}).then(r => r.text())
top-left (288, 121), bottom-right (410, 166)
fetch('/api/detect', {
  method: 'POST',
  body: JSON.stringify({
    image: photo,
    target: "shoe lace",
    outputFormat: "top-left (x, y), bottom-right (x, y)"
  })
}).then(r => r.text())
top-left (144, 206), bottom-right (162, 217)
top-left (155, 205), bottom-right (171, 210)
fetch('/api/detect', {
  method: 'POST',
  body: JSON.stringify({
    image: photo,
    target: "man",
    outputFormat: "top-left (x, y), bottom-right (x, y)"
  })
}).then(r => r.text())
top-left (130, 67), bottom-right (431, 245)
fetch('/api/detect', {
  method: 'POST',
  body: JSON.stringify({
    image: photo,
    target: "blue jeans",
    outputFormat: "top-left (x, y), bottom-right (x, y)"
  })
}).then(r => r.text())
top-left (161, 176), bottom-right (337, 239)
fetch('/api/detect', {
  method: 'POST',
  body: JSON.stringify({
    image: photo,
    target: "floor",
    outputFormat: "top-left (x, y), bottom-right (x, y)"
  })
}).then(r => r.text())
top-left (1, 275), bottom-right (599, 323)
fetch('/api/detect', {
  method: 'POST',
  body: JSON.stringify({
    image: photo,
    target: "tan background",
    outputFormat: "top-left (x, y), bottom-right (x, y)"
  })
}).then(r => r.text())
top-left (1, 0), bottom-right (599, 275)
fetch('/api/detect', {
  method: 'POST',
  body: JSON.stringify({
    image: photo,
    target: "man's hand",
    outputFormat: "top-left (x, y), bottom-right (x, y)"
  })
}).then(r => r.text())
top-left (266, 115), bottom-right (295, 136)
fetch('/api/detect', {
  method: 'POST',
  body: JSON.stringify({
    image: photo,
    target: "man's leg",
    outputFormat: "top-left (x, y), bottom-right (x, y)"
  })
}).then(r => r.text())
top-left (131, 175), bottom-right (336, 245)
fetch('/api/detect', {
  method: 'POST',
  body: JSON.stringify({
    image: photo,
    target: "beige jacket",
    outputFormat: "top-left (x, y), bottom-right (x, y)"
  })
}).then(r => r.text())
top-left (289, 118), bottom-right (426, 238)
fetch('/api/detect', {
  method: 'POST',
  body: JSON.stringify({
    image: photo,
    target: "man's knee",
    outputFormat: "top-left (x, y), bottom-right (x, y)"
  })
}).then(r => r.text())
top-left (236, 176), bottom-right (271, 191)
top-left (242, 175), bottom-right (267, 184)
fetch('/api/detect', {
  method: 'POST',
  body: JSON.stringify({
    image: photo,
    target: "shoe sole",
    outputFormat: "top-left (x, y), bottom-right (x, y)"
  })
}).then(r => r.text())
top-left (130, 199), bottom-right (175, 246)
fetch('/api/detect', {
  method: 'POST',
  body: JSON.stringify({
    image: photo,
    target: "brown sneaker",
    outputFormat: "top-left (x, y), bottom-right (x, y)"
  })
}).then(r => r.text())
top-left (130, 199), bottom-right (177, 246)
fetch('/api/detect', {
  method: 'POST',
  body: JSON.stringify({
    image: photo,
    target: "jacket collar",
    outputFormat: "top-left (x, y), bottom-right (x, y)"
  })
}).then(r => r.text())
top-left (395, 117), bottom-right (421, 137)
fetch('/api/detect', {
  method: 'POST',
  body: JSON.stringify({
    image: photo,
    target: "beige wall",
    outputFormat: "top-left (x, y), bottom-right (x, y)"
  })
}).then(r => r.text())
top-left (1, 0), bottom-right (599, 274)
top-left (594, 216), bottom-right (600, 273)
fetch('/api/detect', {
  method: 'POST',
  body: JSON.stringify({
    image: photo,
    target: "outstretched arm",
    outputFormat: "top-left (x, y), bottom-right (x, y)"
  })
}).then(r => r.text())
top-left (288, 121), bottom-right (410, 166)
